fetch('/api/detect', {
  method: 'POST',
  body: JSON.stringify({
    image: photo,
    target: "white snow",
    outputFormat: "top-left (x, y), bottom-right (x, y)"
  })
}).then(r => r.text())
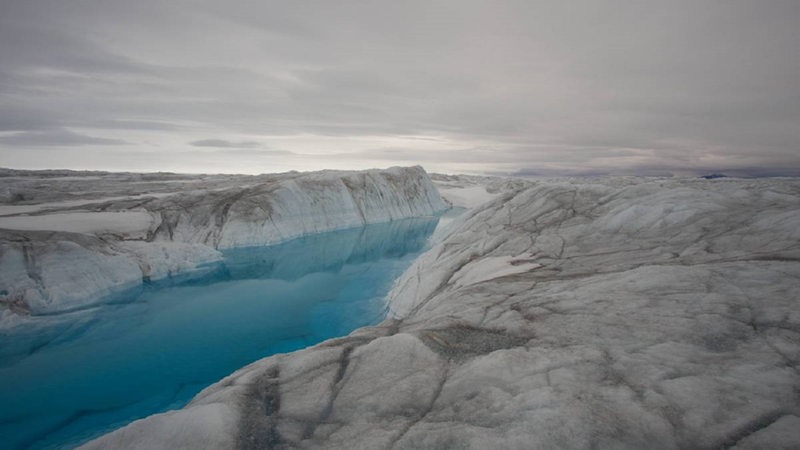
top-left (450, 255), bottom-right (541, 288)
top-left (437, 185), bottom-right (501, 209)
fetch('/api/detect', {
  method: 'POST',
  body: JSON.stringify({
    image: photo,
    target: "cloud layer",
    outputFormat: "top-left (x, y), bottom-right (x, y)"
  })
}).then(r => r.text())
top-left (189, 139), bottom-right (262, 149)
top-left (1, 0), bottom-right (799, 175)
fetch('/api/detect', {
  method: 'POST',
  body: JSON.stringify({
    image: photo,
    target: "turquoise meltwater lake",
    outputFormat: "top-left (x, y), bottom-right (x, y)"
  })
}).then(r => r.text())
top-left (0, 217), bottom-right (438, 449)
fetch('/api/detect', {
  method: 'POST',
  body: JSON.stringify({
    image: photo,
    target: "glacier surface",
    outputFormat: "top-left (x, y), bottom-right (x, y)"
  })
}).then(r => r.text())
top-left (83, 175), bottom-right (800, 449)
top-left (0, 166), bottom-right (446, 320)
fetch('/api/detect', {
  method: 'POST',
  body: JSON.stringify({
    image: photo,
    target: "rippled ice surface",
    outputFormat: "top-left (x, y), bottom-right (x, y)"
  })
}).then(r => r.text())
top-left (0, 217), bottom-right (438, 449)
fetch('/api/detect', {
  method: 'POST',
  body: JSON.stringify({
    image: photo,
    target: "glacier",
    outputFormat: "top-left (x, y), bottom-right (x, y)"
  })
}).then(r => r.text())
top-left (81, 175), bottom-right (800, 449)
top-left (0, 166), bottom-right (447, 320)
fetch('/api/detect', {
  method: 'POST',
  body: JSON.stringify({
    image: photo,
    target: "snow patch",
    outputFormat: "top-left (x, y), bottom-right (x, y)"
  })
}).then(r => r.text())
top-left (438, 185), bottom-right (501, 209)
top-left (451, 255), bottom-right (541, 287)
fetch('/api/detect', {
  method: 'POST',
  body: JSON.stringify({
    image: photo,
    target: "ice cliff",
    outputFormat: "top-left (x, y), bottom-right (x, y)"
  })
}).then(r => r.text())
top-left (0, 166), bottom-right (446, 318)
top-left (84, 176), bottom-right (800, 449)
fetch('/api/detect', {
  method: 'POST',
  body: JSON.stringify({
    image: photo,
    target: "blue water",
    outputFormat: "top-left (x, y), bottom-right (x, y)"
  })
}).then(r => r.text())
top-left (0, 217), bottom-right (438, 449)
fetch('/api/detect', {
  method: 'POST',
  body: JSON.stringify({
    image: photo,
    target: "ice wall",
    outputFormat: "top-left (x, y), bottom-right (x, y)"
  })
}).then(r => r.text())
top-left (0, 166), bottom-right (447, 318)
top-left (149, 166), bottom-right (447, 248)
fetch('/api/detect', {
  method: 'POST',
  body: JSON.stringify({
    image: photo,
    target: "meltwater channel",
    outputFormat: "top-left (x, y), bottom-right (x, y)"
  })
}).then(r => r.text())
top-left (0, 216), bottom-right (439, 449)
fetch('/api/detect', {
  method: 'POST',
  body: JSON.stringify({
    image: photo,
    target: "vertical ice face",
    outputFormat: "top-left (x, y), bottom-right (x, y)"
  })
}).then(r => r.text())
top-left (211, 166), bottom-right (447, 248)
top-left (0, 166), bottom-right (447, 318)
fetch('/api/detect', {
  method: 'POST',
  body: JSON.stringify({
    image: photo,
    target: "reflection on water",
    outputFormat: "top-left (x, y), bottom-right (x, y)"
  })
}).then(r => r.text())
top-left (0, 216), bottom-right (438, 450)
top-left (219, 214), bottom-right (436, 281)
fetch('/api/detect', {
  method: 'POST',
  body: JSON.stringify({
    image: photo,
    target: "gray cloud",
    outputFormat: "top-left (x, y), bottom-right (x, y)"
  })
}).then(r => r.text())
top-left (0, 0), bottom-right (798, 174)
top-left (89, 119), bottom-right (182, 131)
top-left (0, 106), bottom-right (57, 132)
top-left (189, 139), bottom-right (262, 148)
top-left (0, 128), bottom-right (129, 146)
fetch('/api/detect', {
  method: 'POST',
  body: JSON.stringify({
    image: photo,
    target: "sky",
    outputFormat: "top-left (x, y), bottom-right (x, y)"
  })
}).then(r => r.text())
top-left (1, 0), bottom-right (799, 176)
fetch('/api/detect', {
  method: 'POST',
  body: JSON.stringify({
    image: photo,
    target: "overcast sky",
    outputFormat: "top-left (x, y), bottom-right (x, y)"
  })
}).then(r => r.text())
top-left (1, 0), bottom-right (799, 176)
